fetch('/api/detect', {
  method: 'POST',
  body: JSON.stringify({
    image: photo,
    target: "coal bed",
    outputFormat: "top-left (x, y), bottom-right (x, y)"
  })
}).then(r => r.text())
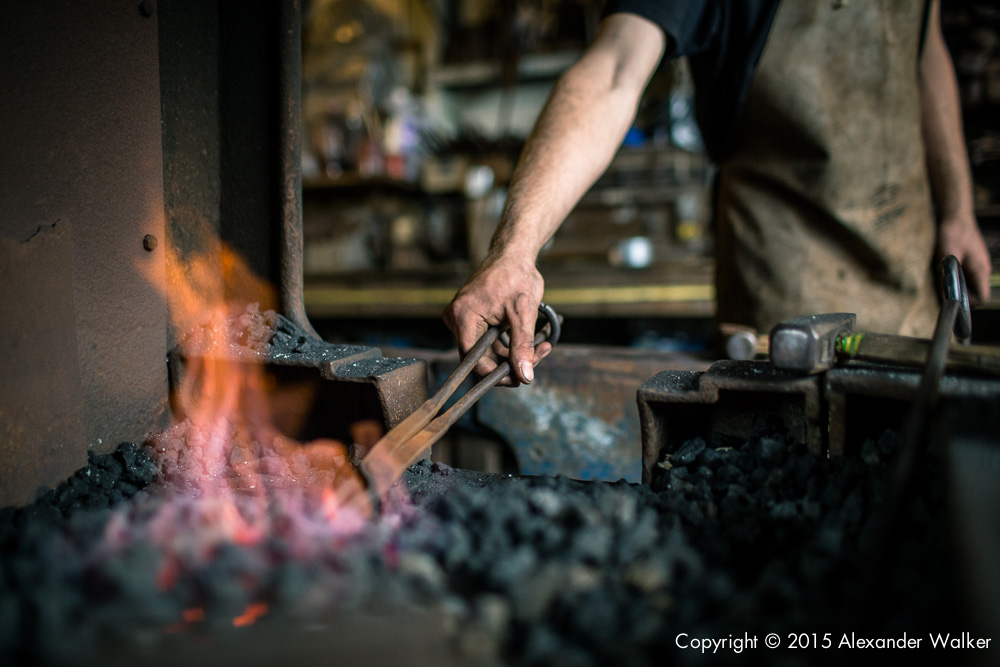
top-left (0, 427), bottom-right (976, 666)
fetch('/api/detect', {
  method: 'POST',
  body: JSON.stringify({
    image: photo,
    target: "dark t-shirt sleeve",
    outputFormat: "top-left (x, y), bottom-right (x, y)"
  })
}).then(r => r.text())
top-left (602, 0), bottom-right (720, 57)
top-left (602, 0), bottom-right (779, 161)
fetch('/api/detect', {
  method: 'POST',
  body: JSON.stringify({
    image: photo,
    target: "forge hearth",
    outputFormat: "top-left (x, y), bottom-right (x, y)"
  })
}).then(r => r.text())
top-left (0, 420), bottom-right (973, 667)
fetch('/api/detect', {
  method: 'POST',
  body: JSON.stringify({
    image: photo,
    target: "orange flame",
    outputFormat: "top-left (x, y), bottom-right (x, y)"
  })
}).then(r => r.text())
top-left (132, 233), bottom-right (403, 639)
top-left (136, 233), bottom-right (380, 557)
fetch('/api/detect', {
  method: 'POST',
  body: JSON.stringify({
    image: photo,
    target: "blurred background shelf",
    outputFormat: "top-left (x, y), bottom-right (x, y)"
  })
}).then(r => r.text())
top-left (304, 261), bottom-right (715, 320)
top-left (429, 50), bottom-right (581, 89)
top-left (299, 0), bottom-right (1000, 347)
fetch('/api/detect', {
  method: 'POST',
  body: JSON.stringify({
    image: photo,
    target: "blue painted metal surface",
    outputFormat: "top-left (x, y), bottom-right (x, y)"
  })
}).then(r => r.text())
top-left (432, 345), bottom-right (708, 483)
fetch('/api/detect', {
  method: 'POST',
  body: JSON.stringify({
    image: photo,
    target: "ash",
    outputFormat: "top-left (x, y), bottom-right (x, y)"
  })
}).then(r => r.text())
top-left (0, 428), bottom-right (964, 666)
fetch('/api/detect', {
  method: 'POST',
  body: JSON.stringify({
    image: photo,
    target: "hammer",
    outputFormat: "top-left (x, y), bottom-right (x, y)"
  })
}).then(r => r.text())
top-left (769, 256), bottom-right (1000, 375)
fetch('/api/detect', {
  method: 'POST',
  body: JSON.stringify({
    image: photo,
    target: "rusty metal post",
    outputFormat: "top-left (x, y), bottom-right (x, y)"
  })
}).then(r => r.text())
top-left (276, 0), bottom-right (319, 340)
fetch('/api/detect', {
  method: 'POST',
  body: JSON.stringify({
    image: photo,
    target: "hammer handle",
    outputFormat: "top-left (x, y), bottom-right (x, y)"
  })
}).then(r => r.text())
top-left (837, 332), bottom-right (1000, 375)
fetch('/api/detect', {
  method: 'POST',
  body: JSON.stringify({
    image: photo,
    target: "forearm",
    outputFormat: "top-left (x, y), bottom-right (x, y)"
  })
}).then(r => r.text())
top-left (920, 1), bottom-right (974, 220)
top-left (919, 0), bottom-right (992, 302)
top-left (444, 14), bottom-right (666, 382)
top-left (489, 14), bottom-right (666, 263)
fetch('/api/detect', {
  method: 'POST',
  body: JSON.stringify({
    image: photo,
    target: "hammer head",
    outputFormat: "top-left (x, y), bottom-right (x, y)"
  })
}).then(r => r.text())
top-left (769, 313), bottom-right (856, 374)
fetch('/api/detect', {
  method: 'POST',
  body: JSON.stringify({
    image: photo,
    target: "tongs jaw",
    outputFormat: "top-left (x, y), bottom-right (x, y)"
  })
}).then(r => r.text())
top-left (356, 303), bottom-right (561, 508)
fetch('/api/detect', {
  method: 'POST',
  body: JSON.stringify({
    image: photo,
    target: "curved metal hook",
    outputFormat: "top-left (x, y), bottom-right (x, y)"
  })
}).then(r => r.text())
top-left (940, 255), bottom-right (972, 343)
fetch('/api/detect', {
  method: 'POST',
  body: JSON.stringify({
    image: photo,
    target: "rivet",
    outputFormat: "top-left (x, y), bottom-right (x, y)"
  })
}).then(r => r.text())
top-left (143, 234), bottom-right (158, 251)
top-left (138, 0), bottom-right (155, 18)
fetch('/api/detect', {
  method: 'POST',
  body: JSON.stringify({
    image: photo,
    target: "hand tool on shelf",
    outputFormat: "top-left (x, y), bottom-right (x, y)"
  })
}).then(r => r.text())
top-left (356, 303), bottom-right (561, 510)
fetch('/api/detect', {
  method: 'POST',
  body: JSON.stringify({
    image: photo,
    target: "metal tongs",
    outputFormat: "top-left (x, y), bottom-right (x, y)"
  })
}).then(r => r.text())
top-left (861, 255), bottom-right (972, 619)
top-left (356, 303), bottom-right (561, 507)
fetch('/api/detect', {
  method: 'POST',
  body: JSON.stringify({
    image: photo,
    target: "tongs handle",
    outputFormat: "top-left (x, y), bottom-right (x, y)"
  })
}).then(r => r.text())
top-left (940, 254), bottom-right (971, 343)
top-left (404, 301), bottom-right (560, 442)
top-left (435, 301), bottom-right (561, 432)
top-left (357, 303), bottom-right (560, 502)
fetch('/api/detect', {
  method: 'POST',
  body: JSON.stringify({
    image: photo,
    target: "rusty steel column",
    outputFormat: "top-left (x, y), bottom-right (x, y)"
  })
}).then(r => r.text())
top-left (276, 0), bottom-right (319, 340)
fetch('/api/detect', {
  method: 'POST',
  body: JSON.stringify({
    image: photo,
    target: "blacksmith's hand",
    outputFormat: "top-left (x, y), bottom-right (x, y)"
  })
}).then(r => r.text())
top-left (444, 253), bottom-right (551, 386)
top-left (938, 215), bottom-right (992, 305)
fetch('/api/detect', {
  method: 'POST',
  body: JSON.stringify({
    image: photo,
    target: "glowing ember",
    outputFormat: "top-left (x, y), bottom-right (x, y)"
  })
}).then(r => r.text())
top-left (155, 554), bottom-right (182, 592)
top-left (182, 607), bottom-right (205, 623)
top-left (232, 602), bottom-right (268, 628)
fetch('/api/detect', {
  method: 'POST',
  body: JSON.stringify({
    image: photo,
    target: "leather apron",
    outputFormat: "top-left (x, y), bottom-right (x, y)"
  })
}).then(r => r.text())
top-left (715, 0), bottom-right (939, 337)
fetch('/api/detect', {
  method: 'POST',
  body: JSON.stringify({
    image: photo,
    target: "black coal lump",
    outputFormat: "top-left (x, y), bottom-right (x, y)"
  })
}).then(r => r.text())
top-left (670, 437), bottom-right (705, 467)
top-left (617, 508), bottom-right (659, 563)
top-left (715, 463), bottom-right (742, 485)
top-left (87, 451), bottom-right (123, 490)
top-left (699, 446), bottom-right (728, 469)
top-left (667, 466), bottom-right (689, 481)
top-left (754, 435), bottom-right (785, 465)
top-left (570, 524), bottom-right (613, 565)
top-left (115, 442), bottom-right (157, 487)
top-left (490, 546), bottom-right (538, 589)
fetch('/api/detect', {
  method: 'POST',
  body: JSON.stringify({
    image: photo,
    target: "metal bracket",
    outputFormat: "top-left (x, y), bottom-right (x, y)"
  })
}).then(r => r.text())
top-left (169, 313), bottom-right (427, 445)
top-left (824, 366), bottom-right (1000, 456)
top-left (638, 360), bottom-right (824, 484)
top-left (638, 359), bottom-right (1000, 481)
